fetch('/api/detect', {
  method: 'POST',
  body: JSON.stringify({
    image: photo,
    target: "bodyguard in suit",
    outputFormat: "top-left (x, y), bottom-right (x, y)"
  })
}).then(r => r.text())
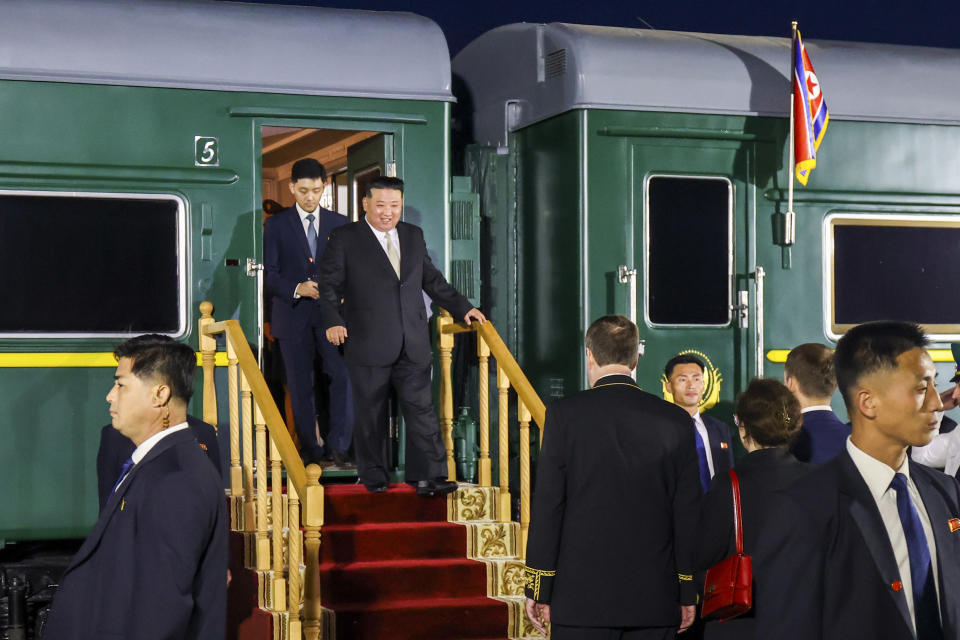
top-left (46, 335), bottom-right (227, 640)
top-left (784, 342), bottom-right (851, 464)
top-left (755, 321), bottom-right (960, 640)
top-left (264, 158), bottom-right (353, 465)
top-left (664, 354), bottom-right (734, 493)
top-left (696, 378), bottom-right (809, 639)
top-left (524, 316), bottom-right (701, 639)
top-left (96, 413), bottom-right (221, 511)
top-left (319, 176), bottom-right (485, 495)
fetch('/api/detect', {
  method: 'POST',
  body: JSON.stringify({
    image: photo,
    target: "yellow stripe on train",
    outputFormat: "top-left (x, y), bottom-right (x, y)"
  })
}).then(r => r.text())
top-left (0, 352), bottom-right (229, 367)
top-left (766, 348), bottom-right (954, 364)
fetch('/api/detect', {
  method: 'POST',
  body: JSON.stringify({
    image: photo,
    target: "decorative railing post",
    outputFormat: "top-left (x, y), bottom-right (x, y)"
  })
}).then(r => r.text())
top-left (497, 363), bottom-right (511, 522)
top-left (303, 464), bottom-right (324, 640)
top-left (254, 402), bottom-right (270, 570)
top-left (437, 311), bottom-right (456, 480)
top-left (477, 335), bottom-right (492, 487)
top-left (287, 480), bottom-right (303, 639)
top-left (198, 301), bottom-right (218, 426)
top-left (518, 400), bottom-right (532, 557)
top-left (269, 435), bottom-right (286, 612)
top-left (241, 370), bottom-right (256, 533)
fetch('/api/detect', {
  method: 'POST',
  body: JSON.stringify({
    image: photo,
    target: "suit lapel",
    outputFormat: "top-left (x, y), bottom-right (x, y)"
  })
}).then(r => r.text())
top-left (360, 218), bottom-right (401, 279)
top-left (62, 430), bottom-right (192, 576)
top-left (840, 453), bottom-right (915, 636)
top-left (397, 222), bottom-right (415, 282)
top-left (704, 419), bottom-right (727, 470)
top-left (285, 208), bottom-right (313, 261)
top-left (912, 463), bottom-right (960, 637)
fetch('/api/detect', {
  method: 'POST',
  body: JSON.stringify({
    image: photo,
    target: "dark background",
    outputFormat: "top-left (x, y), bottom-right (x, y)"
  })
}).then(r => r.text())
top-left (236, 0), bottom-right (960, 55)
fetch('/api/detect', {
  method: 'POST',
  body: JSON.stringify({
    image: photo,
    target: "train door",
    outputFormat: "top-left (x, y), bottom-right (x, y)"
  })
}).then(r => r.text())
top-left (346, 133), bottom-right (396, 221)
top-left (630, 139), bottom-right (755, 424)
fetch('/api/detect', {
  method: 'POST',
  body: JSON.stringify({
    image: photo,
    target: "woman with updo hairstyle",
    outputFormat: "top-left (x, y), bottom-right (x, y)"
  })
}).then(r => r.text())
top-left (695, 378), bottom-right (811, 639)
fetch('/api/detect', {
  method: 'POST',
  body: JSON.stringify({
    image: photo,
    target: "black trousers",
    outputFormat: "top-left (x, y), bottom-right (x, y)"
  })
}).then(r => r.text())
top-left (551, 625), bottom-right (677, 640)
top-left (278, 323), bottom-right (354, 455)
top-left (347, 347), bottom-right (446, 485)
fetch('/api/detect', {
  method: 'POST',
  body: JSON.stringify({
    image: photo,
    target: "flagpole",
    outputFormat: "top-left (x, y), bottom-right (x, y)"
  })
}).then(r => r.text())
top-left (786, 21), bottom-right (797, 248)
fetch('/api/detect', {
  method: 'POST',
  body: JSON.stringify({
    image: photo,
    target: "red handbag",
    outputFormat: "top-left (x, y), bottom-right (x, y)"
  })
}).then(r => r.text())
top-left (701, 470), bottom-right (752, 621)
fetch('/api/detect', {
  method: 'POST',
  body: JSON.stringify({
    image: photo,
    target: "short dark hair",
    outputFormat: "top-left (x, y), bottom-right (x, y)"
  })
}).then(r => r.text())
top-left (585, 315), bottom-right (639, 367)
top-left (364, 176), bottom-right (405, 197)
top-left (290, 158), bottom-right (327, 183)
top-left (785, 343), bottom-right (837, 398)
top-left (735, 378), bottom-right (802, 448)
top-left (114, 334), bottom-right (196, 403)
top-left (664, 354), bottom-right (705, 379)
top-left (834, 321), bottom-right (929, 409)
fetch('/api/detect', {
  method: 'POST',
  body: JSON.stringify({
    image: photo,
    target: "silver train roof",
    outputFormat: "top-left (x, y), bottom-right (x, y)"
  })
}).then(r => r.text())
top-left (0, 0), bottom-right (453, 101)
top-left (453, 23), bottom-right (960, 146)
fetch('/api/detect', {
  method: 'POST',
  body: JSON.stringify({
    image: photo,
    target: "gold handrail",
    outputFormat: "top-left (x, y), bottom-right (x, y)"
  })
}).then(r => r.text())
top-left (199, 304), bottom-right (325, 639)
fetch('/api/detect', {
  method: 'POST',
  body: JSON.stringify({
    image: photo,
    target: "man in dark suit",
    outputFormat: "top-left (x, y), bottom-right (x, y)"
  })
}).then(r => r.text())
top-left (664, 354), bottom-right (734, 493)
top-left (755, 321), bottom-right (960, 640)
top-left (96, 413), bottom-right (221, 511)
top-left (264, 158), bottom-right (353, 465)
top-left (784, 342), bottom-right (851, 464)
top-left (319, 176), bottom-right (485, 495)
top-left (46, 335), bottom-right (227, 640)
top-left (524, 315), bottom-right (700, 639)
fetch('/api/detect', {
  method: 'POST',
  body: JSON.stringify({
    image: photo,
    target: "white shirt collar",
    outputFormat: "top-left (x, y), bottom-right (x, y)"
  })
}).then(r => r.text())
top-left (365, 216), bottom-right (399, 241)
top-left (296, 203), bottom-right (319, 225)
top-left (846, 436), bottom-right (910, 502)
top-left (801, 405), bottom-right (834, 414)
top-left (131, 421), bottom-right (190, 465)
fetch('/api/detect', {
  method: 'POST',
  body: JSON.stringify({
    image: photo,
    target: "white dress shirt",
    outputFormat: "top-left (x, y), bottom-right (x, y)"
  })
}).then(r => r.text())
top-left (365, 218), bottom-right (401, 261)
top-left (846, 437), bottom-right (941, 630)
top-left (114, 421), bottom-right (190, 491)
top-left (693, 412), bottom-right (716, 478)
top-left (801, 404), bottom-right (834, 414)
top-left (911, 420), bottom-right (960, 477)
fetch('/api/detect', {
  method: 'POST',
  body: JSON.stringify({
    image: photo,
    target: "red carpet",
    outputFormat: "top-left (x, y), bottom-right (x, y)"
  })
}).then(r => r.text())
top-left (229, 485), bottom-right (511, 640)
top-left (322, 483), bottom-right (510, 640)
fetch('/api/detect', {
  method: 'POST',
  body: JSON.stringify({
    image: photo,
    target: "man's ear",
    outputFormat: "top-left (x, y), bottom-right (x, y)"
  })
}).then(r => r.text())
top-left (585, 348), bottom-right (597, 368)
top-left (153, 383), bottom-right (172, 407)
top-left (288, 181), bottom-right (297, 196)
top-left (784, 375), bottom-right (798, 394)
top-left (855, 387), bottom-right (877, 420)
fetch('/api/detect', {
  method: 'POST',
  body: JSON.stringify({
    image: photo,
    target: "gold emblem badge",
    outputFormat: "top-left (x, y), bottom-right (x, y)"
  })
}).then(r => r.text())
top-left (661, 349), bottom-right (723, 410)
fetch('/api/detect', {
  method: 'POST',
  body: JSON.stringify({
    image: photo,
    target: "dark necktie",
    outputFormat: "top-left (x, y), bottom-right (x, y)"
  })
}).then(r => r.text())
top-left (305, 214), bottom-right (318, 259)
top-left (955, 466), bottom-right (960, 483)
top-left (889, 473), bottom-right (943, 640)
top-left (112, 457), bottom-right (134, 494)
top-left (693, 421), bottom-right (711, 493)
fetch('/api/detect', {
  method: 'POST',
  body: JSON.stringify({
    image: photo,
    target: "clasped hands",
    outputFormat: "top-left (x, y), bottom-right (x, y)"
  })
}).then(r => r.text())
top-left (325, 307), bottom-right (486, 346)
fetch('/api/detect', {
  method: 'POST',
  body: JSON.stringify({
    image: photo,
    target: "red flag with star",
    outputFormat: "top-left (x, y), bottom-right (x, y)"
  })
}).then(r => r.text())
top-left (793, 30), bottom-right (829, 185)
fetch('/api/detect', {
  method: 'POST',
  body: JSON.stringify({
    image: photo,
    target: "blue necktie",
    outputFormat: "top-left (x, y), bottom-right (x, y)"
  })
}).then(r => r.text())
top-left (305, 214), bottom-right (318, 259)
top-left (112, 457), bottom-right (134, 494)
top-left (889, 473), bottom-right (943, 640)
top-left (693, 422), bottom-right (711, 493)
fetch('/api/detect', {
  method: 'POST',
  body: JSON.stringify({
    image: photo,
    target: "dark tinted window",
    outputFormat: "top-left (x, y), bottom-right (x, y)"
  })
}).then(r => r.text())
top-left (647, 177), bottom-right (731, 325)
top-left (833, 220), bottom-right (960, 328)
top-left (0, 194), bottom-right (182, 334)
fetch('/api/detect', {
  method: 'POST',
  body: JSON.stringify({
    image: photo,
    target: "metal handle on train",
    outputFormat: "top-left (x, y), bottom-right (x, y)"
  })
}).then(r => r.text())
top-left (246, 258), bottom-right (265, 369)
top-left (618, 265), bottom-right (638, 325)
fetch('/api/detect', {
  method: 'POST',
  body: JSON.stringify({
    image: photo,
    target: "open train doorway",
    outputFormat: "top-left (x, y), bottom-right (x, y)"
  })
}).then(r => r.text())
top-left (258, 126), bottom-right (399, 478)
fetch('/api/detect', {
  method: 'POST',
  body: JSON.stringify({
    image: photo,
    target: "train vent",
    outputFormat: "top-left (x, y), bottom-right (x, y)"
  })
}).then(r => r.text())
top-left (451, 259), bottom-right (476, 299)
top-left (545, 49), bottom-right (567, 79)
top-left (450, 176), bottom-right (481, 306)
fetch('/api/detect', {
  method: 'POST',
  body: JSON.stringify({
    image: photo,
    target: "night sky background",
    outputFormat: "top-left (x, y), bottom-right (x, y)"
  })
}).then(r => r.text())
top-left (239, 0), bottom-right (960, 55)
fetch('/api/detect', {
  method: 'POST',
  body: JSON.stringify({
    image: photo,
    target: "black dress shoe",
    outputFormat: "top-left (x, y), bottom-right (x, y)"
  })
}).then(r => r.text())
top-left (331, 449), bottom-right (351, 466)
top-left (301, 446), bottom-right (326, 466)
top-left (416, 478), bottom-right (458, 497)
top-left (363, 481), bottom-right (388, 493)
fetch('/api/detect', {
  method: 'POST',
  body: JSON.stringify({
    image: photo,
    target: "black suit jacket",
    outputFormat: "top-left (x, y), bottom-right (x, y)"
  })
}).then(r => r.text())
top-left (755, 450), bottom-right (960, 640)
top-left (46, 428), bottom-right (227, 640)
top-left (319, 220), bottom-right (472, 366)
top-left (702, 413), bottom-right (734, 477)
top-left (696, 448), bottom-right (810, 639)
top-left (524, 374), bottom-right (702, 628)
top-left (264, 206), bottom-right (347, 339)
top-left (97, 415), bottom-right (221, 512)
top-left (790, 409), bottom-right (851, 465)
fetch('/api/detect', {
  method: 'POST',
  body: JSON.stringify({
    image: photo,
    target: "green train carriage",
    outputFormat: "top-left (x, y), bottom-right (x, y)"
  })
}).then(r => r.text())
top-left (453, 23), bottom-right (960, 431)
top-left (0, 0), bottom-right (461, 559)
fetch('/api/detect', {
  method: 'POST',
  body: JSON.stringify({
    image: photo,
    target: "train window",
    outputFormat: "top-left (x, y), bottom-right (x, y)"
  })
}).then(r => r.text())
top-left (645, 176), bottom-right (732, 326)
top-left (0, 191), bottom-right (185, 337)
top-left (826, 213), bottom-right (960, 339)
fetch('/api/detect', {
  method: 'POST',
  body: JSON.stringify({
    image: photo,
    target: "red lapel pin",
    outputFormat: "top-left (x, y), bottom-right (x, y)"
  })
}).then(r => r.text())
top-left (720, 442), bottom-right (729, 449)
top-left (949, 518), bottom-right (960, 533)
top-left (891, 581), bottom-right (903, 592)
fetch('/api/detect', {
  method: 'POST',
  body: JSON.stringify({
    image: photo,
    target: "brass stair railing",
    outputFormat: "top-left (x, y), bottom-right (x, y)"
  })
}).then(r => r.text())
top-left (198, 302), bottom-right (328, 640)
top-left (437, 310), bottom-right (546, 556)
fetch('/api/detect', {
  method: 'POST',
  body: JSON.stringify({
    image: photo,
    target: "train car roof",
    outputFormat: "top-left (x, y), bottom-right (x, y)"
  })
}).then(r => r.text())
top-left (453, 23), bottom-right (960, 145)
top-left (0, 0), bottom-right (453, 102)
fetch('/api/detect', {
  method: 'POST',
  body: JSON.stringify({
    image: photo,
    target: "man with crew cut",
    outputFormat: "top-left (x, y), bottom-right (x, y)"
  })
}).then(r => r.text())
top-left (784, 342), bottom-right (850, 464)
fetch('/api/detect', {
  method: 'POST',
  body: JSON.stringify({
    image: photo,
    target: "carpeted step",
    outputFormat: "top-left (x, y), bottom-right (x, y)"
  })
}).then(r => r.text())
top-left (324, 483), bottom-right (447, 525)
top-left (321, 557), bottom-right (489, 606)
top-left (333, 595), bottom-right (510, 640)
top-left (322, 521), bottom-right (467, 563)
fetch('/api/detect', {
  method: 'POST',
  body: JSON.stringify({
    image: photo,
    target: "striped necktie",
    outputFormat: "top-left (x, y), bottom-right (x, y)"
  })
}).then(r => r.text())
top-left (305, 214), bottom-right (318, 258)
top-left (385, 233), bottom-right (400, 279)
